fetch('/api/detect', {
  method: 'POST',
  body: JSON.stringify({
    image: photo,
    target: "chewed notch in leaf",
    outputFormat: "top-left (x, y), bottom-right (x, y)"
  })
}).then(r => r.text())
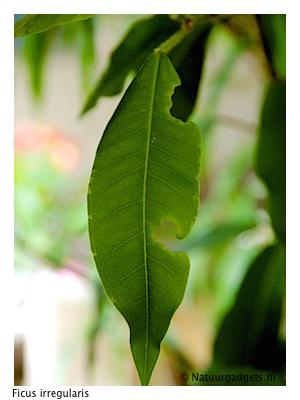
top-left (88, 52), bottom-right (201, 385)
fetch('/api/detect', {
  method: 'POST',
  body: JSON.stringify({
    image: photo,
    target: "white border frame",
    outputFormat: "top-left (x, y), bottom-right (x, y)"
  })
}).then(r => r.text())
top-left (11, 1), bottom-right (289, 15)
top-left (1, 1), bottom-right (299, 399)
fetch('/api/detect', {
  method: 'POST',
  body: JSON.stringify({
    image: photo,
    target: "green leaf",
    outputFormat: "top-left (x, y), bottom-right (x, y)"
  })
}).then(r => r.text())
top-left (15, 14), bottom-right (95, 38)
top-left (180, 221), bottom-right (256, 251)
top-left (256, 15), bottom-right (286, 79)
top-left (256, 81), bottom-right (286, 242)
top-left (81, 15), bottom-right (212, 120)
top-left (88, 52), bottom-right (201, 385)
top-left (169, 22), bottom-right (212, 121)
top-left (79, 18), bottom-right (96, 92)
top-left (23, 31), bottom-right (55, 99)
top-left (213, 245), bottom-right (285, 371)
top-left (81, 15), bottom-right (180, 115)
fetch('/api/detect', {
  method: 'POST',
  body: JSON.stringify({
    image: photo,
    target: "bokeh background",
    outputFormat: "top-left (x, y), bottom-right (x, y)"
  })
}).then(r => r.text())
top-left (14, 14), bottom-right (285, 385)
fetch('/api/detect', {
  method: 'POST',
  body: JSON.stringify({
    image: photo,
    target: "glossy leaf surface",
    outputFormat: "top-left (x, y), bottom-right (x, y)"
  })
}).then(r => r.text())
top-left (88, 52), bottom-right (201, 385)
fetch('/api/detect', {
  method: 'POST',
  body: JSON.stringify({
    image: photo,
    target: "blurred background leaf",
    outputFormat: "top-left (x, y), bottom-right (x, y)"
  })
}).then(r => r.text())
top-left (213, 245), bottom-right (285, 371)
top-left (196, 24), bottom-right (248, 135)
top-left (169, 21), bottom-right (212, 121)
top-left (16, 17), bottom-right (97, 101)
top-left (22, 31), bottom-right (56, 99)
top-left (15, 14), bottom-right (95, 38)
top-left (256, 14), bottom-right (286, 79)
top-left (81, 15), bottom-right (180, 114)
top-left (256, 81), bottom-right (286, 242)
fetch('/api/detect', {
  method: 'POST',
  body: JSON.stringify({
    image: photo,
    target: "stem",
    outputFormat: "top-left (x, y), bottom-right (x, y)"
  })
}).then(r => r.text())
top-left (156, 14), bottom-right (234, 55)
top-left (155, 16), bottom-right (199, 54)
top-left (155, 28), bottom-right (191, 54)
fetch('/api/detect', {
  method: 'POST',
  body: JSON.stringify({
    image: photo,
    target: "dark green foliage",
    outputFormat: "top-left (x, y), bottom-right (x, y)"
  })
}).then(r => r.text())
top-left (81, 15), bottom-right (212, 120)
top-left (256, 81), bottom-right (286, 242)
top-left (256, 14), bottom-right (286, 79)
top-left (213, 245), bottom-right (285, 372)
top-left (81, 15), bottom-right (180, 114)
top-left (209, 75), bottom-right (286, 386)
top-left (88, 52), bottom-right (201, 384)
top-left (169, 22), bottom-right (212, 121)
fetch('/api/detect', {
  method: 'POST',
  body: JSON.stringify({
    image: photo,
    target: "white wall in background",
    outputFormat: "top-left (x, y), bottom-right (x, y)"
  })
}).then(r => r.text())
top-left (22, 268), bottom-right (94, 385)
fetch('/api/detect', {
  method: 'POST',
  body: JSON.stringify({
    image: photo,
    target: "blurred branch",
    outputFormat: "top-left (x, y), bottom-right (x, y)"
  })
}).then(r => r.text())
top-left (197, 35), bottom-right (247, 134)
top-left (216, 114), bottom-right (257, 135)
top-left (156, 15), bottom-right (233, 54)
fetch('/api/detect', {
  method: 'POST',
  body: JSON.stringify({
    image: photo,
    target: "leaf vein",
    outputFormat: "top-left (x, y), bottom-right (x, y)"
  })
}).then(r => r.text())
top-left (102, 231), bottom-right (143, 267)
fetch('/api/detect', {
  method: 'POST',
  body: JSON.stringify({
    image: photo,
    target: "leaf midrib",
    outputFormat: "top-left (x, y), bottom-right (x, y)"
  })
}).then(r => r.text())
top-left (142, 54), bottom-right (160, 382)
